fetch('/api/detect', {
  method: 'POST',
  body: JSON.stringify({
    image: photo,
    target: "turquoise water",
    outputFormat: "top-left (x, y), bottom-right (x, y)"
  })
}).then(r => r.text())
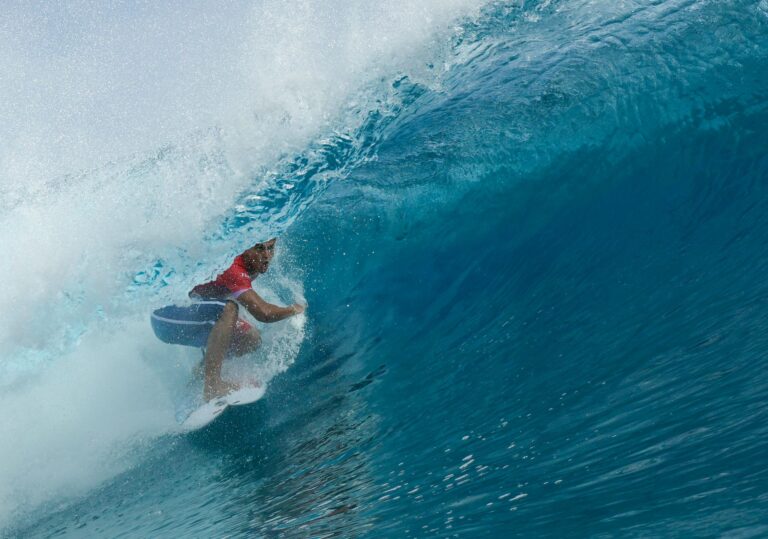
top-left (2, 0), bottom-right (768, 537)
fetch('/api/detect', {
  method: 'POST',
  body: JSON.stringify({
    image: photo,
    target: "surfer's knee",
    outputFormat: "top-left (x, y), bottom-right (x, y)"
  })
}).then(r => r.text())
top-left (220, 301), bottom-right (239, 321)
top-left (247, 328), bottom-right (261, 349)
top-left (230, 328), bottom-right (261, 356)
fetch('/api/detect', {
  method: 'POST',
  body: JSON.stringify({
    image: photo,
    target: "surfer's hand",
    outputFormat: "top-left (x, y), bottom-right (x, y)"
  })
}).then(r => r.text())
top-left (291, 303), bottom-right (306, 315)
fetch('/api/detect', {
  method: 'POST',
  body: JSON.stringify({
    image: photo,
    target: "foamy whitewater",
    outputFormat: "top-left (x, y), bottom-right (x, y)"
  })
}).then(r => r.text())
top-left (0, 0), bottom-right (483, 528)
top-left (2, 0), bottom-right (768, 536)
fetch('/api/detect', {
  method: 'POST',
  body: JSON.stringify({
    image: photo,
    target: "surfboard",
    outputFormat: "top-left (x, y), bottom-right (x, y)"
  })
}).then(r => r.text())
top-left (180, 383), bottom-right (265, 431)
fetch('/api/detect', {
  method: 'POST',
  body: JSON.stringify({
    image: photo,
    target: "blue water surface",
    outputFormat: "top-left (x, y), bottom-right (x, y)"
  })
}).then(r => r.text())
top-left (14, 0), bottom-right (768, 537)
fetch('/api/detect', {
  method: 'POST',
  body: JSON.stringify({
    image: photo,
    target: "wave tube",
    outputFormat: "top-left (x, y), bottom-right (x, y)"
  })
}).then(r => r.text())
top-left (0, 0), bottom-right (484, 529)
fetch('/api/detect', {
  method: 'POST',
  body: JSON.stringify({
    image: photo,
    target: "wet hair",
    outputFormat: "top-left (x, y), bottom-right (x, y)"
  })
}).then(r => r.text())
top-left (253, 238), bottom-right (277, 251)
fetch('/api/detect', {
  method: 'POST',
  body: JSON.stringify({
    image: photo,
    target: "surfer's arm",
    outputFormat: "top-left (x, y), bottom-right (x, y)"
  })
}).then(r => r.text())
top-left (236, 289), bottom-right (303, 323)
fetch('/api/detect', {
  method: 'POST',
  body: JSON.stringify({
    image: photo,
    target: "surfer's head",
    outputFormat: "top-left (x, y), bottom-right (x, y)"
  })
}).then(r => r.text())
top-left (243, 238), bottom-right (277, 274)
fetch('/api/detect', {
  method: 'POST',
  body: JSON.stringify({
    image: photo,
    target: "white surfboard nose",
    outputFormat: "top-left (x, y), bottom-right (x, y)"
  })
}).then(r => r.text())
top-left (181, 384), bottom-right (266, 431)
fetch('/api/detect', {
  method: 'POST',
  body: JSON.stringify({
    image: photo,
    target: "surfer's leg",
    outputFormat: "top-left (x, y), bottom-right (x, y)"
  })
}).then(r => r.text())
top-left (229, 327), bottom-right (261, 357)
top-left (203, 301), bottom-right (239, 400)
top-left (192, 348), bottom-right (206, 380)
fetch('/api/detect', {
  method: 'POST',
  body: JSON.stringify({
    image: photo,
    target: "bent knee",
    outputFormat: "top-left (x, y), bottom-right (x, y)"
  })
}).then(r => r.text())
top-left (222, 301), bottom-right (239, 317)
top-left (215, 301), bottom-right (239, 327)
top-left (241, 328), bottom-right (261, 351)
top-left (230, 328), bottom-right (261, 356)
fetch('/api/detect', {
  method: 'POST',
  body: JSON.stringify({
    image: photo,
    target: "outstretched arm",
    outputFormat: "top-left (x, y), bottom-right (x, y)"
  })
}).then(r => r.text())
top-left (236, 289), bottom-right (304, 323)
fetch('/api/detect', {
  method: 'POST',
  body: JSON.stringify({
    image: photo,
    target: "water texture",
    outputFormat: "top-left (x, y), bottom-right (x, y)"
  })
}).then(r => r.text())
top-left (2, 0), bottom-right (768, 537)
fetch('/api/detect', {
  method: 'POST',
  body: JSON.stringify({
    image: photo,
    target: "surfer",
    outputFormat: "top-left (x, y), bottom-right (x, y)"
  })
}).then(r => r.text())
top-left (151, 238), bottom-right (306, 400)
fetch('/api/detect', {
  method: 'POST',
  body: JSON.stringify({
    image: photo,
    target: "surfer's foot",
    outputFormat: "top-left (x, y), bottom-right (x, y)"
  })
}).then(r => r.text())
top-left (204, 380), bottom-right (241, 401)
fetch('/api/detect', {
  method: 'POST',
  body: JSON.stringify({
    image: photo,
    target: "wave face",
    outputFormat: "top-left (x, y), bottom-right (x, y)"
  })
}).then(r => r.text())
top-left (4, 0), bottom-right (768, 536)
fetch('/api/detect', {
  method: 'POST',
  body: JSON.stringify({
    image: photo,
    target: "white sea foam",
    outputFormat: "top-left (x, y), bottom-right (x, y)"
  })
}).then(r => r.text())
top-left (0, 321), bottom-right (175, 524)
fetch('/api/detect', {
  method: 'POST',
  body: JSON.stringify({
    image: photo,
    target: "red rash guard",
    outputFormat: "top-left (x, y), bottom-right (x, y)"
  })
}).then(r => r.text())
top-left (189, 255), bottom-right (256, 300)
top-left (189, 255), bottom-right (257, 333)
